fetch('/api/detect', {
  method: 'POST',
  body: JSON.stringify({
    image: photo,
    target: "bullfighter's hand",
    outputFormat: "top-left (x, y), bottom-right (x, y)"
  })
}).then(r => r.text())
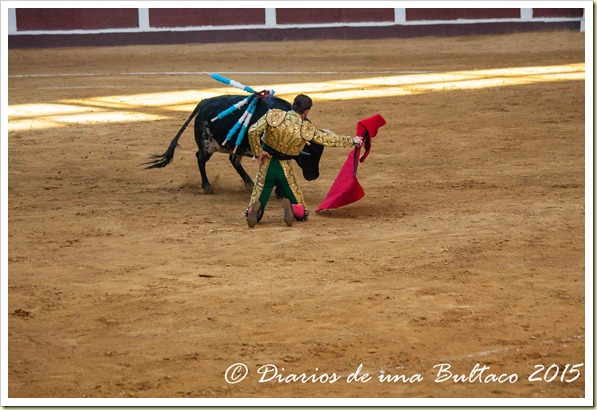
top-left (257, 150), bottom-right (272, 166)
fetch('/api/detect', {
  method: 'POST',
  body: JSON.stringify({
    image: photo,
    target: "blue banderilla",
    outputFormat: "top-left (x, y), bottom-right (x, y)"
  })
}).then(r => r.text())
top-left (206, 73), bottom-right (275, 152)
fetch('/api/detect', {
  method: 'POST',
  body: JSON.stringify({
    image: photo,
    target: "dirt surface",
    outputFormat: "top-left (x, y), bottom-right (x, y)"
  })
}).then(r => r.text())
top-left (7, 32), bottom-right (587, 400)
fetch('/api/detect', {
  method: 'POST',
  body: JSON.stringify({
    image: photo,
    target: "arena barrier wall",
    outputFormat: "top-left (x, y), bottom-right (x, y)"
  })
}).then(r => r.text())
top-left (7, 8), bottom-right (585, 48)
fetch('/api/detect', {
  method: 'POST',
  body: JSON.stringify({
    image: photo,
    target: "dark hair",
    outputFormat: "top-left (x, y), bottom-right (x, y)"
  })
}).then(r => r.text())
top-left (292, 94), bottom-right (313, 114)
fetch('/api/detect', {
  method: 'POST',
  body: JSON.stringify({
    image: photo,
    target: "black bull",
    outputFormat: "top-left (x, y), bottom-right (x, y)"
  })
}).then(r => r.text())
top-left (145, 94), bottom-right (324, 194)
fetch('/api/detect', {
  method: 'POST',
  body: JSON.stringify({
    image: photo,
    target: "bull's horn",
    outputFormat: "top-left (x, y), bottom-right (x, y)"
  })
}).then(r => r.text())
top-left (299, 150), bottom-right (312, 157)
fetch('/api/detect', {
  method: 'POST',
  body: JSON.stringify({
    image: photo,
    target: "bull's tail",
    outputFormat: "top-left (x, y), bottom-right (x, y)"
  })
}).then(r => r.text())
top-left (143, 102), bottom-right (202, 169)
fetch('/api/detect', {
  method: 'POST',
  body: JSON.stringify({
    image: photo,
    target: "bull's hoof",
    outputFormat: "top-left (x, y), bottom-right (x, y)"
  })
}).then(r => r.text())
top-left (202, 186), bottom-right (215, 195)
top-left (242, 182), bottom-right (254, 192)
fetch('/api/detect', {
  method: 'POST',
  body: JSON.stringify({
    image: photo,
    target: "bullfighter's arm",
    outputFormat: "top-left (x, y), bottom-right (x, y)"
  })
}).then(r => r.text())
top-left (311, 129), bottom-right (354, 148)
top-left (248, 113), bottom-right (268, 156)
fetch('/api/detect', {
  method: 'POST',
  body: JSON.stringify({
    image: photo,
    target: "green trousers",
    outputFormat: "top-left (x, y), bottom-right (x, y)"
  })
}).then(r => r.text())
top-left (248, 157), bottom-right (306, 219)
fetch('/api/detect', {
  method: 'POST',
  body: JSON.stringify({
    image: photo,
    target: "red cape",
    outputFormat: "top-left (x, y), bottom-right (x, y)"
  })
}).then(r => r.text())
top-left (316, 114), bottom-right (386, 212)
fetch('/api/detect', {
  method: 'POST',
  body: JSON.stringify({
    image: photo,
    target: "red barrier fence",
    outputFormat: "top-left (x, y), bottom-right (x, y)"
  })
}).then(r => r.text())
top-left (8, 8), bottom-right (585, 48)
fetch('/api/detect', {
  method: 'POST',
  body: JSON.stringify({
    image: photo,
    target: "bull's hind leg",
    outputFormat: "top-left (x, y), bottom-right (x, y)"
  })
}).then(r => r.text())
top-left (196, 150), bottom-right (214, 194)
top-left (229, 154), bottom-right (254, 191)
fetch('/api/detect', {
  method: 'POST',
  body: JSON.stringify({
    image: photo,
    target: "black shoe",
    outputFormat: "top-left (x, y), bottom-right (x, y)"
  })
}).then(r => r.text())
top-left (282, 198), bottom-right (294, 227)
top-left (247, 201), bottom-right (261, 228)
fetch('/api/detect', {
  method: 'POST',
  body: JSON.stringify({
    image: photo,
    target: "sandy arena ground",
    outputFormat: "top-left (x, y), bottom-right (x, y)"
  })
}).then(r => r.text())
top-left (7, 32), bottom-right (587, 400)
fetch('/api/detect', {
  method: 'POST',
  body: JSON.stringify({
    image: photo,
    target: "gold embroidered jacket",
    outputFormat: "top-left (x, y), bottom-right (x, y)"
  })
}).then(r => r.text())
top-left (248, 109), bottom-right (354, 157)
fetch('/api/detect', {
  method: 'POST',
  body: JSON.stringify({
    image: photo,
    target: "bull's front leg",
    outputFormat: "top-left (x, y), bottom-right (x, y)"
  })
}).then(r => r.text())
top-left (229, 154), bottom-right (254, 191)
top-left (274, 185), bottom-right (284, 199)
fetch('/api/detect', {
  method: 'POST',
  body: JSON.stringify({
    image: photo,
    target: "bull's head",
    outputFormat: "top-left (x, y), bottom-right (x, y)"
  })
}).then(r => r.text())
top-left (295, 143), bottom-right (324, 181)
